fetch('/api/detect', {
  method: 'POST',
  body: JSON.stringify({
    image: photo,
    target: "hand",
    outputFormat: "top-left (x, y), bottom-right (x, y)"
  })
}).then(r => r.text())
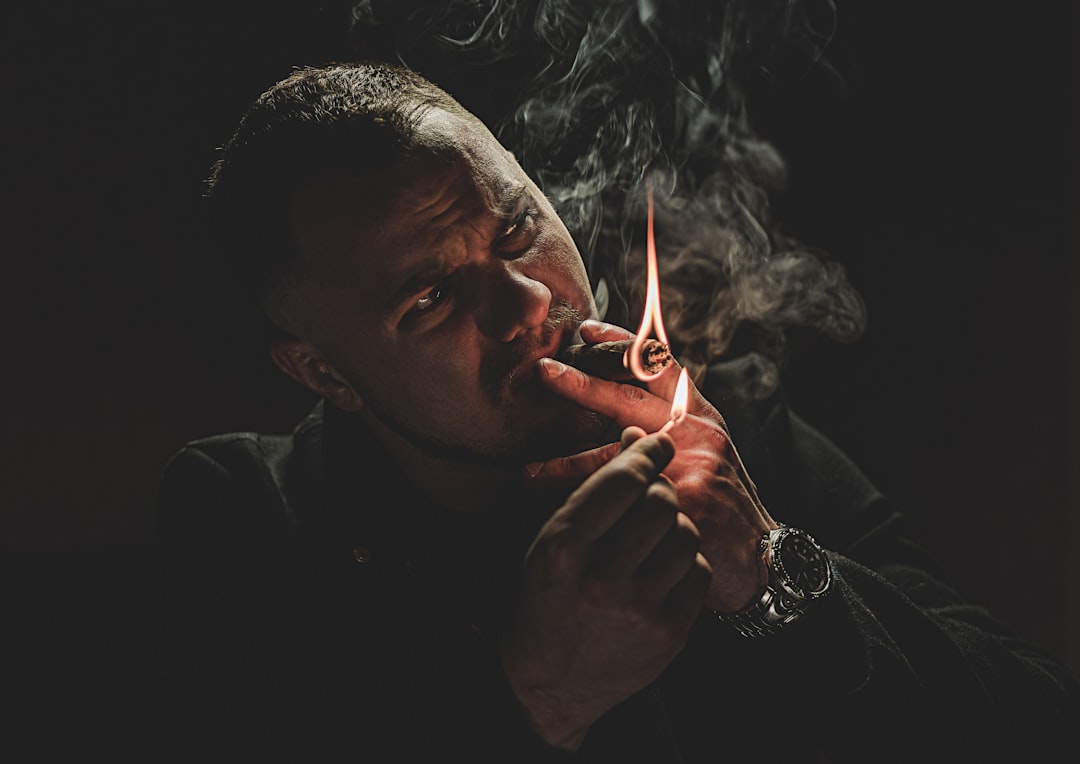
top-left (526, 320), bottom-right (775, 614)
top-left (502, 428), bottom-right (711, 751)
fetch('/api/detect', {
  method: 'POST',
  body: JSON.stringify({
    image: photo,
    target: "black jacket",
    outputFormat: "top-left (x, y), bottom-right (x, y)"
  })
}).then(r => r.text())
top-left (155, 357), bottom-right (1080, 763)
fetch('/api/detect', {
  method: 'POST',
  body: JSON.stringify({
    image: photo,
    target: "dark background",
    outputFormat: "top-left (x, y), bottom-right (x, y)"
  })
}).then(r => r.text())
top-left (4, 0), bottom-right (1077, 715)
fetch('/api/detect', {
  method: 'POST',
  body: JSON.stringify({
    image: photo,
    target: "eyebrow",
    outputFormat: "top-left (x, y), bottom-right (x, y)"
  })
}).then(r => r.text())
top-left (496, 181), bottom-right (528, 218)
top-left (384, 182), bottom-right (531, 314)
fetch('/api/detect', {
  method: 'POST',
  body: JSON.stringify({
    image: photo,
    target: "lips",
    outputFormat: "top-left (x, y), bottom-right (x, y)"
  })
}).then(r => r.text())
top-left (508, 322), bottom-right (579, 391)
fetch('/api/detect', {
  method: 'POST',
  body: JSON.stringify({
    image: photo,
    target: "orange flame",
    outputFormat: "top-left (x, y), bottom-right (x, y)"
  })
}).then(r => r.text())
top-left (669, 364), bottom-right (689, 422)
top-left (626, 172), bottom-right (668, 380)
top-left (626, 171), bottom-right (690, 430)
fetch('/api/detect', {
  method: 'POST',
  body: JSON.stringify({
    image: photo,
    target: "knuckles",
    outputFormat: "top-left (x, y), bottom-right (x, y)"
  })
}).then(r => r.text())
top-left (687, 420), bottom-right (728, 452)
top-left (671, 512), bottom-right (701, 543)
top-left (614, 383), bottom-right (649, 406)
top-left (527, 528), bottom-right (582, 573)
top-left (642, 479), bottom-right (679, 510)
top-left (616, 449), bottom-right (666, 486)
top-left (671, 471), bottom-right (710, 500)
top-left (579, 573), bottom-right (626, 608)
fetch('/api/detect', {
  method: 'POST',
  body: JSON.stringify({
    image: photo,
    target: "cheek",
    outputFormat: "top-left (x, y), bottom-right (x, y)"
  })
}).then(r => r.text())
top-left (376, 336), bottom-right (482, 411)
top-left (398, 353), bottom-right (496, 441)
top-left (531, 230), bottom-right (592, 303)
top-left (422, 344), bottom-right (475, 397)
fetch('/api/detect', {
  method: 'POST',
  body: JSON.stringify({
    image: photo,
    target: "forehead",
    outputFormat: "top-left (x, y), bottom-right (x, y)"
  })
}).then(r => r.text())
top-left (286, 108), bottom-right (525, 324)
top-left (387, 108), bottom-right (523, 232)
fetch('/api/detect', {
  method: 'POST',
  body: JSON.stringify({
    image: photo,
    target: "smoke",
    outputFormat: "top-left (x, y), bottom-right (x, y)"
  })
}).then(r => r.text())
top-left (347, 0), bottom-right (866, 396)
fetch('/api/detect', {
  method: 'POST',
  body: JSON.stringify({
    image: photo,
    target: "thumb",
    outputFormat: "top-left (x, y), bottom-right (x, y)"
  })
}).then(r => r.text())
top-left (619, 425), bottom-right (649, 451)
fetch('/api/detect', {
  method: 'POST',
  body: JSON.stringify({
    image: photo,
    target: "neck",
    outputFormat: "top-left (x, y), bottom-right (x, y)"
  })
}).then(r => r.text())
top-left (360, 412), bottom-right (528, 515)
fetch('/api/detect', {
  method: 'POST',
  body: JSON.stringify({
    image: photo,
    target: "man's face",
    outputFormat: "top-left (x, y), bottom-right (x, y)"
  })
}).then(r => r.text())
top-left (285, 107), bottom-right (603, 466)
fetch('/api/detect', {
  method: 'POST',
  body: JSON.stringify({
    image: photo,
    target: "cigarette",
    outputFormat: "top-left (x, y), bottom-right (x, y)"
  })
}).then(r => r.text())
top-left (556, 338), bottom-right (674, 381)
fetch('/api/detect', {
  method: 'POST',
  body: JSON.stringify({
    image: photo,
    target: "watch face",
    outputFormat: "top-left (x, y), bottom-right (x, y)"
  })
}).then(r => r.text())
top-left (775, 530), bottom-right (831, 597)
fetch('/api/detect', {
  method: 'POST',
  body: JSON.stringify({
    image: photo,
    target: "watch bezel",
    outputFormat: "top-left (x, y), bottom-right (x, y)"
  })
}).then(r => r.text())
top-left (769, 525), bottom-right (832, 601)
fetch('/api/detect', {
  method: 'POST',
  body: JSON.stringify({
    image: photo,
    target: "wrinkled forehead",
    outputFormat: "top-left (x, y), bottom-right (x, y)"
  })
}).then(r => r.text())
top-left (295, 107), bottom-right (518, 237)
top-left (284, 107), bottom-right (525, 326)
top-left (402, 106), bottom-right (521, 212)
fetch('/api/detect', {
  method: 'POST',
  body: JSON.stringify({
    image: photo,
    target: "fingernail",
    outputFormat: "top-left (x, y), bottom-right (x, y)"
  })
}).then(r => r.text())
top-left (580, 319), bottom-right (604, 332)
top-left (524, 461), bottom-right (544, 478)
top-left (538, 358), bottom-right (567, 378)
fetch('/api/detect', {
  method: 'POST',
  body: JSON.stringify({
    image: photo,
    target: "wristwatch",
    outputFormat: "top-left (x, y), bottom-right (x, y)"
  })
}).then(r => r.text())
top-left (717, 524), bottom-right (833, 638)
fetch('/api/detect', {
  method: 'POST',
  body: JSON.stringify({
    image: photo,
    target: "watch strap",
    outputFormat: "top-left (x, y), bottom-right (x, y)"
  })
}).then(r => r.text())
top-left (715, 525), bottom-right (831, 638)
top-left (716, 582), bottom-right (809, 638)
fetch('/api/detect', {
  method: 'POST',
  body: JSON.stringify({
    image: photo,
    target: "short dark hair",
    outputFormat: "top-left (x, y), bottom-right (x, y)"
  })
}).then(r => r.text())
top-left (205, 62), bottom-right (468, 305)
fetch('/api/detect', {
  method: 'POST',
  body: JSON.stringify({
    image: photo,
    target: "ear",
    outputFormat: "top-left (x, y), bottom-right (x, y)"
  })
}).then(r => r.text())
top-left (270, 340), bottom-right (364, 412)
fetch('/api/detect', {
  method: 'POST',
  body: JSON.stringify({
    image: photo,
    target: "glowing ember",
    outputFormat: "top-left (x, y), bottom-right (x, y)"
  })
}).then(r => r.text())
top-left (626, 170), bottom-right (690, 430)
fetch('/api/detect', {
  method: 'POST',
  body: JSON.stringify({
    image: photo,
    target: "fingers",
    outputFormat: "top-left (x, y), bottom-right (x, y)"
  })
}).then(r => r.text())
top-left (522, 426), bottom-right (648, 486)
top-left (590, 472), bottom-right (707, 612)
top-left (594, 475), bottom-right (682, 575)
top-left (524, 442), bottom-right (621, 485)
top-left (538, 358), bottom-right (673, 432)
top-left (573, 320), bottom-right (721, 421)
top-left (583, 474), bottom-right (708, 620)
top-left (620, 426), bottom-right (648, 450)
top-left (635, 510), bottom-right (702, 597)
top-left (666, 553), bottom-right (712, 624)
top-left (554, 431), bottom-right (675, 542)
top-left (596, 488), bottom-right (709, 619)
top-left (537, 351), bottom-right (712, 432)
top-left (576, 320), bottom-right (686, 399)
top-left (579, 319), bottom-right (634, 344)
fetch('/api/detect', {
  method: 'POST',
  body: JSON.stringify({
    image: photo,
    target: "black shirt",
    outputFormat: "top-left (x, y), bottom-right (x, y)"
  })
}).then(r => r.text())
top-left (154, 356), bottom-right (1080, 762)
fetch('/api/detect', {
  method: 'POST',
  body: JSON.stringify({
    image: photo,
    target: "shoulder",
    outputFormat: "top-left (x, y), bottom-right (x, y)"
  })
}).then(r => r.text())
top-left (155, 404), bottom-right (325, 545)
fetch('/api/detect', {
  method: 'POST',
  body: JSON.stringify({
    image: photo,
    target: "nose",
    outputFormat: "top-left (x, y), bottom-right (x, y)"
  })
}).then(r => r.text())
top-left (477, 262), bottom-right (552, 343)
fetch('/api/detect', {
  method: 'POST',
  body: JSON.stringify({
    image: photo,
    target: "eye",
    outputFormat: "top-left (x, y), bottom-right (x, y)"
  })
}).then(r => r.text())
top-left (409, 272), bottom-right (459, 315)
top-left (503, 210), bottom-right (529, 237)
top-left (499, 208), bottom-right (538, 250)
top-left (414, 285), bottom-right (444, 312)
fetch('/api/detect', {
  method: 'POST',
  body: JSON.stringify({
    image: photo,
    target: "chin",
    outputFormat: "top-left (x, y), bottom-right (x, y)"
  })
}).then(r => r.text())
top-left (514, 406), bottom-right (617, 463)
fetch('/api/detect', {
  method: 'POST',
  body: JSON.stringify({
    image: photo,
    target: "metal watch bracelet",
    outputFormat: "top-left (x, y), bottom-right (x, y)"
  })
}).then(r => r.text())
top-left (714, 525), bottom-right (832, 638)
top-left (716, 583), bottom-right (807, 638)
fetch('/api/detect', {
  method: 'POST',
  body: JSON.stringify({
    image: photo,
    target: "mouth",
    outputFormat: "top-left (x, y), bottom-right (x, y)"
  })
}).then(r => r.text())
top-left (508, 320), bottom-right (582, 392)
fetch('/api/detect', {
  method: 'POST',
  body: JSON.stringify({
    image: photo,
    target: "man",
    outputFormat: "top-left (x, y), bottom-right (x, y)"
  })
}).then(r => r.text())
top-left (156, 62), bottom-right (1078, 762)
